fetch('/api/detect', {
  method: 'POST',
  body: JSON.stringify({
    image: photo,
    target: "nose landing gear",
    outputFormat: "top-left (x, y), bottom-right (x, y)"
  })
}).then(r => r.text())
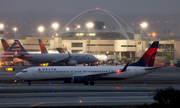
top-left (90, 81), bottom-right (94, 85)
top-left (28, 81), bottom-right (31, 85)
top-left (84, 80), bottom-right (95, 85)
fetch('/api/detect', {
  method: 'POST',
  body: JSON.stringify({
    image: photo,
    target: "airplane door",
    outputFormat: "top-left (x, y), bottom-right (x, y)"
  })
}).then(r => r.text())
top-left (134, 68), bottom-right (138, 76)
top-left (32, 69), bottom-right (36, 76)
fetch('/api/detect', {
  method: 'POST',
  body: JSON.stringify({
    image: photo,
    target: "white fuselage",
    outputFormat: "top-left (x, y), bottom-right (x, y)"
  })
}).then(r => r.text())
top-left (15, 66), bottom-right (154, 81)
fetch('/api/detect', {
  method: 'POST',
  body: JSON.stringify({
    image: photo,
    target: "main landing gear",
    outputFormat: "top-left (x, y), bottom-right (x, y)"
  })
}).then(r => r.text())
top-left (84, 80), bottom-right (95, 85)
top-left (28, 81), bottom-right (31, 85)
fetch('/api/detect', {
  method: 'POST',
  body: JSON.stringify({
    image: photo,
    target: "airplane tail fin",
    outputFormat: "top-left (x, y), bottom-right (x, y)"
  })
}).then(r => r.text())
top-left (56, 48), bottom-right (65, 53)
top-left (129, 41), bottom-right (159, 67)
top-left (1, 39), bottom-right (9, 52)
top-left (14, 40), bottom-right (30, 55)
top-left (2, 41), bottom-right (17, 56)
top-left (38, 39), bottom-right (48, 54)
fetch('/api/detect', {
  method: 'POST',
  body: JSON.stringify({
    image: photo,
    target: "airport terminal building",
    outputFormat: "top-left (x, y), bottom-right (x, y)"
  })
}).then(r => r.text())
top-left (0, 36), bottom-right (177, 64)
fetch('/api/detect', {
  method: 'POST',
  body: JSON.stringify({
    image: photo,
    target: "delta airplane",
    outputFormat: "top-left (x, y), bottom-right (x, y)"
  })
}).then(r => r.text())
top-left (39, 39), bottom-right (65, 54)
top-left (15, 41), bottom-right (161, 85)
top-left (1, 39), bottom-right (9, 52)
top-left (38, 39), bottom-right (48, 54)
top-left (13, 40), bottom-right (98, 65)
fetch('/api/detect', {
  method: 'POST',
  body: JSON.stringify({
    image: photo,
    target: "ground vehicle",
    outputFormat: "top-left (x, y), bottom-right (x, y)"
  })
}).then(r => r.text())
top-left (173, 59), bottom-right (180, 67)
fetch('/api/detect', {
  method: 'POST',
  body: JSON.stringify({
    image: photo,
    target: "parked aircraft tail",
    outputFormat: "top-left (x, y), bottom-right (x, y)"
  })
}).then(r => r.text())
top-left (1, 39), bottom-right (9, 52)
top-left (14, 40), bottom-right (30, 55)
top-left (56, 48), bottom-right (65, 53)
top-left (129, 41), bottom-right (159, 67)
top-left (2, 41), bottom-right (17, 56)
top-left (0, 41), bottom-right (17, 60)
top-left (38, 39), bottom-right (48, 54)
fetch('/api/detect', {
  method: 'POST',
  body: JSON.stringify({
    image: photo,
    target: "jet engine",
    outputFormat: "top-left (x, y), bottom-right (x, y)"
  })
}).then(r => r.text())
top-left (71, 76), bottom-right (86, 83)
top-left (67, 60), bottom-right (77, 66)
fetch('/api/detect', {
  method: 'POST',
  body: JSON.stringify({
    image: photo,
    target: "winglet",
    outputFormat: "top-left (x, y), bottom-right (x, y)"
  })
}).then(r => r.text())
top-left (68, 52), bottom-right (71, 58)
top-left (121, 62), bottom-right (129, 72)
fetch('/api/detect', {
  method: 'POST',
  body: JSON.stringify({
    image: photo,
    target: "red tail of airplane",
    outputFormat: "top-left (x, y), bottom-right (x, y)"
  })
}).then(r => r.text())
top-left (1, 39), bottom-right (9, 52)
top-left (38, 39), bottom-right (48, 54)
top-left (129, 41), bottom-right (159, 67)
top-left (56, 48), bottom-right (65, 53)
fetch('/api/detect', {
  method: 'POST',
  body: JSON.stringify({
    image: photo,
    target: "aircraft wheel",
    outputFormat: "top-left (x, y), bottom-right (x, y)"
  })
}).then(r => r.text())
top-left (84, 81), bottom-right (89, 85)
top-left (28, 81), bottom-right (31, 85)
top-left (90, 81), bottom-right (94, 85)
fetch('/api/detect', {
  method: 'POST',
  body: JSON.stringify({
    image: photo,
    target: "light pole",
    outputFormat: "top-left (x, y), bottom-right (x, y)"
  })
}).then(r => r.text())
top-left (139, 22), bottom-right (148, 38)
top-left (139, 22), bottom-right (148, 52)
top-left (0, 24), bottom-right (4, 37)
top-left (52, 23), bottom-right (59, 36)
top-left (38, 26), bottom-right (44, 36)
top-left (0, 24), bottom-right (4, 29)
top-left (13, 27), bottom-right (17, 39)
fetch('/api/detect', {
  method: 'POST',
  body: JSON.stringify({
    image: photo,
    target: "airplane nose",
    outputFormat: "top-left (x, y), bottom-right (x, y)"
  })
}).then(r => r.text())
top-left (15, 73), bottom-right (22, 79)
top-left (97, 58), bottom-right (100, 62)
top-left (95, 57), bottom-right (99, 62)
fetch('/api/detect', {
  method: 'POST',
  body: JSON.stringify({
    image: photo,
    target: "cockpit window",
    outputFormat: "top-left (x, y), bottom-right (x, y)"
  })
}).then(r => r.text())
top-left (22, 70), bottom-right (28, 73)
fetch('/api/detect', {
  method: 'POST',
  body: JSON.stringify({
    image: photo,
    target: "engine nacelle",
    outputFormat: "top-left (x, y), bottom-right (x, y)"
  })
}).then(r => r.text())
top-left (67, 60), bottom-right (77, 66)
top-left (71, 76), bottom-right (86, 83)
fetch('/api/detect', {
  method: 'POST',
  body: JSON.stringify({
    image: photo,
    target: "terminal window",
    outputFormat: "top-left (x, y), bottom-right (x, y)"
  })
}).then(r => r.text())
top-left (72, 50), bottom-right (83, 53)
top-left (72, 43), bottom-right (83, 47)
top-left (121, 45), bottom-right (136, 47)
top-left (87, 44), bottom-right (113, 46)
top-left (151, 44), bottom-right (174, 49)
top-left (121, 52), bottom-right (135, 58)
top-left (0, 31), bottom-right (4, 34)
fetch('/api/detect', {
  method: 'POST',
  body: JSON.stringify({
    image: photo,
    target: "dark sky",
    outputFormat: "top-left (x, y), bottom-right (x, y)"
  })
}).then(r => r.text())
top-left (1, 0), bottom-right (179, 14)
top-left (0, 0), bottom-right (180, 37)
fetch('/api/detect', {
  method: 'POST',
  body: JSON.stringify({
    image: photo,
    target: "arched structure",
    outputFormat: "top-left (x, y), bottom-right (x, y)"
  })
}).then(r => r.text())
top-left (58, 9), bottom-right (135, 39)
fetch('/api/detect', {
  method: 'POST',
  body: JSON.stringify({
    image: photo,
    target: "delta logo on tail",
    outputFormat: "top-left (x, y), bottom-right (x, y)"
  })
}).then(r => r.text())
top-left (38, 39), bottom-right (48, 54)
top-left (1, 39), bottom-right (9, 52)
top-left (129, 41), bottom-right (159, 67)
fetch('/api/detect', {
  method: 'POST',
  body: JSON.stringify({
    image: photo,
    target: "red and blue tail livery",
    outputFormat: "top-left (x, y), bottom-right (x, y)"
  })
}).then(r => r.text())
top-left (1, 39), bottom-right (9, 52)
top-left (38, 39), bottom-right (48, 54)
top-left (56, 48), bottom-right (65, 53)
top-left (129, 41), bottom-right (159, 67)
top-left (14, 40), bottom-right (30, 55)
top-left (13, 40), bottom-right (33, 59)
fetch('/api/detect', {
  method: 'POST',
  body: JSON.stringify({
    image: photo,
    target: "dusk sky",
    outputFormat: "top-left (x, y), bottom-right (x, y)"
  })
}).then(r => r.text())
top-left (1, 0), bottom-right (179, 14)
top-left (0, 0), bottom-right (180, 37)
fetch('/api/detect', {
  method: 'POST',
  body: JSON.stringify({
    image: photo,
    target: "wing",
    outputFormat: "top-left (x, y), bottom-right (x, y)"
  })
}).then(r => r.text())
top-left (75, 62), bottom-right (129, 78)
top-left (51, 52), bottom-right (71, 63)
